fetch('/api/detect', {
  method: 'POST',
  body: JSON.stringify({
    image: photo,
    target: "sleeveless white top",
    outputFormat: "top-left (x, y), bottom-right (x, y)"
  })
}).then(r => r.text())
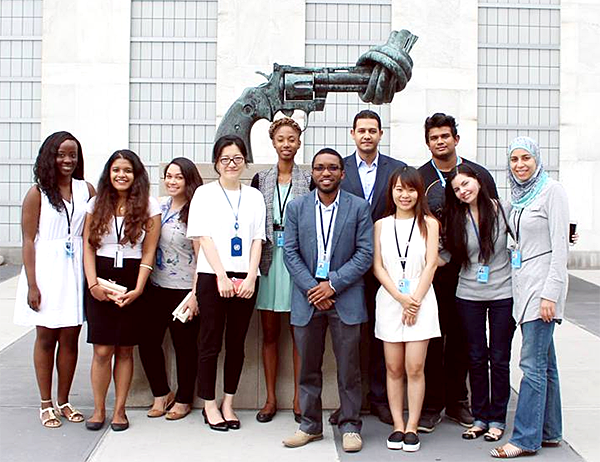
top-left (14, 179), bottom-right (90, 328)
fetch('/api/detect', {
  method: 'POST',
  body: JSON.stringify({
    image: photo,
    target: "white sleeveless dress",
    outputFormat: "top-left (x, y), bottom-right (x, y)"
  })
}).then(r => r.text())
top-left (375, 215), bottom-right (441, 342)
top-left (14, 179), bottom-right (90, 328)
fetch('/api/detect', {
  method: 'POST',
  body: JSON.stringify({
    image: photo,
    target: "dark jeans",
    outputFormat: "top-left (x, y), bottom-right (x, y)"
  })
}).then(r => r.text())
top-left (139, 285), bottom-right (201, 404)
top-left (365, 272), bottom-right (387, 407)
top-left (294, 308), bottom-right (362, 435)
top-left (196, 272), bottom-right (257, 401)
top-left (456, 297), bottom-right (515, 428)
top-left (422, 264), bottom-right (470, 414)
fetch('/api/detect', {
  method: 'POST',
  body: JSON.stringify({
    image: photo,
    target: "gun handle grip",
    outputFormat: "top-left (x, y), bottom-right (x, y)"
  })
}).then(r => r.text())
top-left (214, 87), bottom-right (274, 163)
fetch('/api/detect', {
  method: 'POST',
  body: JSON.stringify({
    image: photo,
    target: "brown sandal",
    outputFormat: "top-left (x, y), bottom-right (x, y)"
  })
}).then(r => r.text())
top-left (490, 444), bottom-right (535, 458)
top-left (147, 391), bottom-right (175, 418)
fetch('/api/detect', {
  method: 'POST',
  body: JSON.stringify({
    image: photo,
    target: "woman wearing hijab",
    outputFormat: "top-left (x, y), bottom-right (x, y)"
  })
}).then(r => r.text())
top-left (490, 137), bottom-right (569, 459)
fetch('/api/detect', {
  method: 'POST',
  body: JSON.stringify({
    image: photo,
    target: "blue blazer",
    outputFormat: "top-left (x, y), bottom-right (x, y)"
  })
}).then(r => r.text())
top-left (283, 189), bottom-right (374, 327)
top-left (341, 152), bottom-right (406, 222)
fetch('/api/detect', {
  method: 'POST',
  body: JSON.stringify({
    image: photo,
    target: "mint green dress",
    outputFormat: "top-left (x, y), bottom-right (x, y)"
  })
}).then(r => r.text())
top-left (256, 184), bottom-right (293, 312)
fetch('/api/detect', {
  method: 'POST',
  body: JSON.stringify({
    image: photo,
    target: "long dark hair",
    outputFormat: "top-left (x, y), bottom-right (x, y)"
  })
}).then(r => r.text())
top-left (383, 166), bottom-right (431, 239)
top-left (88, 150), bottom-right (150, 250)
top-left (444, 163), bottom-right (498, 267)
top-left (164, 157), bottom-right (203, 225)
top-left (33, 131), bottom-right (84, 212)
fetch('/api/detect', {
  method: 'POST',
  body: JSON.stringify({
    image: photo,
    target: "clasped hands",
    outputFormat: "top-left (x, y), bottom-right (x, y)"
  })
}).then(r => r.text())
top-left (307, 281), bottom-right (335, 311)
top-left (396, 293), bottom-right (421, 326)
top-left (216, 274), bottom-right (255, 299)
top-left (90, 285), bottom-right (142, 308)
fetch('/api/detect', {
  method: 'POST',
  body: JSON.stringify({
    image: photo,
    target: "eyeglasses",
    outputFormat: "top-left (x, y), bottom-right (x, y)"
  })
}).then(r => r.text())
top-left (312, 165), bottom-right (341, 173)
top-left (219, 156), bottom-right (245, 166)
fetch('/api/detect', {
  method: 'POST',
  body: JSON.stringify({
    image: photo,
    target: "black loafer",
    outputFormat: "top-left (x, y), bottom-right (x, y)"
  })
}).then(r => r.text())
top-left (85, 419), bottom-right (105, 431)
top-left (328, 408), bottom-right (341, 425)
top-left (202, 409), bottom-right (228, 432)
top-left (256, 410), bottom-right (276, 423)
top-left (110, 417), bottom-right (129, 432)
top-left (370, 403), bottom-right (394, 425)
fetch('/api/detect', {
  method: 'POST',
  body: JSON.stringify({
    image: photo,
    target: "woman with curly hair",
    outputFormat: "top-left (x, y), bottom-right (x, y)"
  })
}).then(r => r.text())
top-left (251, 118), bottom-right (311, 423)
top-left (14, 131), bottom-right (95, 428)
top-left (139, 157), bottom-right (203, 421)
top-left (83, 150), bottom-right (160, 432)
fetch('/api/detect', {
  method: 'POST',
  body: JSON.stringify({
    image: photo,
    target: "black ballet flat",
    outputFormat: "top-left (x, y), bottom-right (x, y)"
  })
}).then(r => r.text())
top-left (256, 409), bottom-right (276, 423)
top-left (85, 419), bottom-right (105, 431)
top-left (202, 409), bottom-right (228, 432)
top-left (110, 416), bottom-right (129, 432)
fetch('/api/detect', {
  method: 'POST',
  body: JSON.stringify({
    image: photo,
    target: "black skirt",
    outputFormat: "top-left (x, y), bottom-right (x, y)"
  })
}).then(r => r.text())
top-left (85, 256), bottom-right (144, 346)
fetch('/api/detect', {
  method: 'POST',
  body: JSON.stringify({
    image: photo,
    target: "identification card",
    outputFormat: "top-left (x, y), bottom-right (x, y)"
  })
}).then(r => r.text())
top-left (231, 236), bottom-right (242, 257)
top-left (114, 249), bottom-right (124, 268)
top-left (64, 237), bottom-right (74, 258)
top-left (397, 278), bottom-right (411, 294)
top-left (275, 230), bottom-right (285, 247)
top-left (477, 265), bottom-right (490, 283)
top-left (315, 260), bottom-right (330, 279)
top-left (156, 247), bottom-right (163, 269)
top-left (511, 249), bottom-right (522, 269)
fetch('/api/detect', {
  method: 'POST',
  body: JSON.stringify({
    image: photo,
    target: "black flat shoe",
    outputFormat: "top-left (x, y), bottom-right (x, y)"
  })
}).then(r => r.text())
top-left (484, 429), bottom-right (504, 442)
top-left (256, 410), bottom-right (276, 423)
top-left (202, 409), bottom-right (228, 432)
top-left (294, 411), bottom-right (301, 424)
top-left (110, 416), bottom-right (129, 432)
top-left (85, 419), bottom-right (105, 431)
top-left (462, 427), bottom-right (487, 440)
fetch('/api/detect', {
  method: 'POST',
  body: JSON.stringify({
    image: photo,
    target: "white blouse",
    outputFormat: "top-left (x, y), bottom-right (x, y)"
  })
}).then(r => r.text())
top-left (187, 181), bottom-right (266, 274)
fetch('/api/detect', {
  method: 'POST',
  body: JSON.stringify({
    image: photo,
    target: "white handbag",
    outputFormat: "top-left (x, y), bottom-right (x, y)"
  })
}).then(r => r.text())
top-left (172, 291), bottom-right (194, 323)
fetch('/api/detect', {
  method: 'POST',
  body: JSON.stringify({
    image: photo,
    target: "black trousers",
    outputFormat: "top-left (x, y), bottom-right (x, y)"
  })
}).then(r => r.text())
top-left (364, 272), bottom-right (387, 407)
top-left (138, 284), bottom-right (201, 404)
top-left (422, 263), bottom-right (470, 413)
top-left (196, 272), bottom-right (257, 401)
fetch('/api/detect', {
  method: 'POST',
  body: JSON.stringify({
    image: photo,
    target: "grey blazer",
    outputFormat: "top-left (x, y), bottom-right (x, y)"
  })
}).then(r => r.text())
top-left (283, 189), bottom-right (374, 327)
top-left (251, 164), bottom-right (312, 275)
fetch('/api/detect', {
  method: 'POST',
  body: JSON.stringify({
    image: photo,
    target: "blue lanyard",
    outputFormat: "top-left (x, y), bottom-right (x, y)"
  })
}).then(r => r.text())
top-left (431, 156), bottom-right (462, 188)
top-left (467, 208), bottom-right (483, 260)
top-left (318, 203), bottom-right (336, 259)
top-left (161, 199), bottom-right (179, 227)
top-left (219, 182), bottom-right (242, 234)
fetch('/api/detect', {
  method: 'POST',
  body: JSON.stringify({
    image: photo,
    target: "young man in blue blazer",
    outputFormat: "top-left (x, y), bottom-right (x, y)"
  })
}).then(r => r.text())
top-left (282, 148), bottom-right (373, 453)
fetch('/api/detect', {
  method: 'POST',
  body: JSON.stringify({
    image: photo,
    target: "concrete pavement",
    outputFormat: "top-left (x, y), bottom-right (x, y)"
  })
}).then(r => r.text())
top-left (0, 268), bottom-right (597, 462)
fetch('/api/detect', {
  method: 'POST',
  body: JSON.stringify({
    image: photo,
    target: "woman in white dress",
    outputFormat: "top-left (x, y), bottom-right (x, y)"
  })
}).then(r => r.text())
top-left (373, 166), bottom-right (440, 452)
top-left (14, 131), bottom-right (95, 428)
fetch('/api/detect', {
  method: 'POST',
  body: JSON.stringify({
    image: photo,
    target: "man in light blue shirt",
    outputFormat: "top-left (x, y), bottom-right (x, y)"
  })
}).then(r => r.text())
top-left (335, 110), bottom-right (406, 426)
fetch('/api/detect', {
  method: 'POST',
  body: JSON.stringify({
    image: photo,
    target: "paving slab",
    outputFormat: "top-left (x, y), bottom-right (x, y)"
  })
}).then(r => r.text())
top-left (87, 410), bottom-right (337, 462)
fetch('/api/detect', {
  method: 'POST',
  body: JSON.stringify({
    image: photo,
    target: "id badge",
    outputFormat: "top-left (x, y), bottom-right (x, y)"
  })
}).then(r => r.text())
top-left (275, 230), bottom-right (285, 247)
top-left (315, 260), bottom-right (330, 279)
top-left (231, 236), bottom-right (242, 257)
top-left (397, 278), bottom-right (411, 294)
top-left (114, 249), bottom-right (124, 268)
top-left (64, 237), bottom-right (74, 258)
top-left (477, 265), bottom-right (490, 283)
top-left (156, 247), bottom-right (163, 269)
top-left (511, 249), bottom-right (522, 269)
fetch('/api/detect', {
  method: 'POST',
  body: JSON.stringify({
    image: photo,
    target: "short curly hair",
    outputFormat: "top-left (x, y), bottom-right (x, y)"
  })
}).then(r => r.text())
top-left (268, 117), bottom-right (302, 139)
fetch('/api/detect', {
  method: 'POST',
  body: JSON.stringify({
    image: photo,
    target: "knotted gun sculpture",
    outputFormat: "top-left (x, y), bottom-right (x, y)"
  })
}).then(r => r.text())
top-left (215, 29), bottom-right (418, 162)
